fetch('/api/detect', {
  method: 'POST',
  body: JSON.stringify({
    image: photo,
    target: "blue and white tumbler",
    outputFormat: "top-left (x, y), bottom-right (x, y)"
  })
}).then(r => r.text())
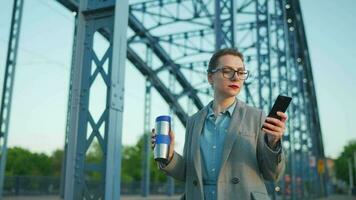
top-left (154, 115), bottom-right (171, 163)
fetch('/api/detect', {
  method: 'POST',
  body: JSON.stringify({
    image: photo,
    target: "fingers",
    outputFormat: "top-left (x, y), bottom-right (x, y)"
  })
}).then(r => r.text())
top-left (262, 127), bottom-right (283, 138)
top-left (262, 127), bottom-right (283, 145)
top-left (151, 128), bottom-right (156, 150)
top-left (169, 129), bottom-right (175, 143)
top-left (263, 115), bottom-right (287, 141)
top-left (263, 121), bottom-right (284, 133)
top-left (277, 111), bottom-right (288, 123)
top-left (168, 130), bottom-right (175, 161)
top-left (265, 117), bottom-right (285, 130)
top-left (151, 128), bottom-right (176, 150)
top-left (263, 128), bottom-right (281, 146)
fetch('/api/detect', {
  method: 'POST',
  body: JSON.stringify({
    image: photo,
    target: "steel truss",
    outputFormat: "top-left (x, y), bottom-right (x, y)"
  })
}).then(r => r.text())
top-left (0, 0), bottom-right (24, 197)
top-left (0, 0), bottom-right (328, 199)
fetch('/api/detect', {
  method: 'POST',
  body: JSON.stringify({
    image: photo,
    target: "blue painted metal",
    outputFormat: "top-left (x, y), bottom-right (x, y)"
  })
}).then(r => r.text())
top-left (142, 76), bottom-right (152, 197)
top-left (104, 1), bottom-right (129, 199)
top-left (254, 1), bottom-right (274, 197)
top-left (255, 0), bottom-right (272, 111)
top-left (285, 12), bottom-right (302, 200)
top-left (271, 0), bottom-right (291, 198)
top-left (141, 45), bottom-right (153, 197)
top-left (60, 14), bottom-right (78, 199)
top-left (214, 0), bottom-right (236, 49)
top-left (63, 0), bottom-right (128, 199)
top-left (52, 0), bottom-right (328, 198)
top-left (166, 72), bottom-right (176, 196)
top-left (126, 47), bottom-right (190, 124)
top-left (0, 0), bottom-right (24, 198)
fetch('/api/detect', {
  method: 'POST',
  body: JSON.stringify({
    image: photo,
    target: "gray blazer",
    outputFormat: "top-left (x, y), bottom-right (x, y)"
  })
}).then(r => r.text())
top-left (160, 100), bottom-right (285, 200)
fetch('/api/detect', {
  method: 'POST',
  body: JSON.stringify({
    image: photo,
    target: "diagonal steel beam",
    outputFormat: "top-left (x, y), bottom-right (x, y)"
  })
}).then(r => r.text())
top-left (127, 47), bottom-right (189, 125)
top-left (56, 0), bottom-right (204, 126)
top-left (0, 0), bottom-right (24, 197)
top-left (128, 14), bottom-right (204, 110)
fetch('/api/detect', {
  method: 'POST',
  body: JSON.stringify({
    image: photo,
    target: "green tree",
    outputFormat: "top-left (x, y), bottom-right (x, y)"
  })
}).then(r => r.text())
top-left (51, 149), bottom-right (64, 177)
top-left (78, 134), bottom-right (167, 183)
top-left (5, 147), bottom-right (52, 176)
top-left (84, 139), bottom-right (105, 181)
top-left (334, 140), bottom-right (356, 185)
top-left (4, 134), bottom-right (170, 184)
top-left (121, 133), bottom-right (167, 183)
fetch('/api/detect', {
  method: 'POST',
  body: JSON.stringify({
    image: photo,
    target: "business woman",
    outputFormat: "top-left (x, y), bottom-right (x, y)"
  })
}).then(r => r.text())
top-left (151, 48), bottom-right (287, 200)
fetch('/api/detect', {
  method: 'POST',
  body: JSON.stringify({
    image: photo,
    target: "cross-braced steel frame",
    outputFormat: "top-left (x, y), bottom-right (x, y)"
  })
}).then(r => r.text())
top-left (0, 0), bottom-right (328, 199)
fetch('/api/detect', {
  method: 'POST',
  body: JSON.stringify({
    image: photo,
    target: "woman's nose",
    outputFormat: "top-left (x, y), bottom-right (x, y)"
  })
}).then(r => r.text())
top-left (230, 72), bottom-right (239, 81)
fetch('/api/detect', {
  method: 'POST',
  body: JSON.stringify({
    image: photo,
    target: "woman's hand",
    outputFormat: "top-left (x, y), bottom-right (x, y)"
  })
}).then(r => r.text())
top-left (151, 128), bottom-right (175, 162)
top-left (262, 111), bottom-right (288, 148)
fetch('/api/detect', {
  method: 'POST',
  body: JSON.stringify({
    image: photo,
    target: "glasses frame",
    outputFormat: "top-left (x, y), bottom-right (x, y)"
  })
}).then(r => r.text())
top-left (207, 67), bottom-right (249, 80)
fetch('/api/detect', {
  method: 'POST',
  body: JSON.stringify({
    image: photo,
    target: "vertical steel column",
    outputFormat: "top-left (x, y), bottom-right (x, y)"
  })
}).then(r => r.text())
top-left (272, 0), bottom-right (290, 198)
top-left (142, 44), bottom-right (153, 197)
top-left (255, 0), bottom-right (274, 197)
top-left (255, 0), bottom-right (272, 111)
top-left (167, 72), bottom-right (176, 196)
top-left (290, 58), bottom-right (305, 200)
top-left (286, 20), bottom-right (300, 200)
top-left (299, 0), bottom-right (328, 196)
top-left (142, 76), bottom-right (152, 196)
top-left (284, 2), bottom-right (298, 199)
top-left (284, 0), bottom-right (317, 198)
top-left (0, 0), bottom-right (24, 197)
top-left (304, 97), bottom-right (316, 198)
top-left (297, 59), bottom-right (309, 199)
top-left (214, 0), bottom-right (236, 49)
top-left (286, 0), bottom-right (328, 197)
top-left (105, 1), bottom-right (129, 198)
top-left (284, 1), bottom-right (308, 199)
top-left (64, 0), bottom-right (128, 199)
top-left (354, 152), bottom-right (356, 182)
top-left (274, 0), bottom-right (289, 96)
top-left (354, 151), bottom-right (356, 181)
top-left (60, 14), bottom-right (78, 199)
top-left (349, 159), bottom-right (354, 195)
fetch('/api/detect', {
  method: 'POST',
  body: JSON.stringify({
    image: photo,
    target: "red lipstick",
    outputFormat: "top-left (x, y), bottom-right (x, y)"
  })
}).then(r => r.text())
top-left (228, 84), bottom-right (240, 89)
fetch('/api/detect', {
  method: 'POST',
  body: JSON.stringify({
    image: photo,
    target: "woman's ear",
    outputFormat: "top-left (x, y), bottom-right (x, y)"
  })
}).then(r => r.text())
top-left (207, 73), bottom-right (213, 85)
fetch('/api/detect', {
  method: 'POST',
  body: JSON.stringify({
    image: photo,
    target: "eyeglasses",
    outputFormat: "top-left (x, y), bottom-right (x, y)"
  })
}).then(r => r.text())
top-left (208, 67), bottom-right (249, 80)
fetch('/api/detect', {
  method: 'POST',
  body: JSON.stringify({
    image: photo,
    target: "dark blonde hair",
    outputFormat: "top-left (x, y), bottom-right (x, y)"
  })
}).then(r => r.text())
top-left (207, 48), bottom-right (244, 72)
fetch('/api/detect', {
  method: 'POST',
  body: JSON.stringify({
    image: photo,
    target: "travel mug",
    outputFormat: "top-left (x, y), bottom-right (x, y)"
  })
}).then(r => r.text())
top-left (153, 115), bottom-right (171, 163)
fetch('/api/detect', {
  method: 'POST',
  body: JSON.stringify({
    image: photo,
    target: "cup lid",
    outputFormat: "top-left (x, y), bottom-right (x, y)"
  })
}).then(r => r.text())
top-left (155, 115), bottom-right (171, 122)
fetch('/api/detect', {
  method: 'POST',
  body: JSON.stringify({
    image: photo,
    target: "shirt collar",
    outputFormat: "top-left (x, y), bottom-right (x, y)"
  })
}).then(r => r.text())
top-left (207, 97), bottom-right (237, 118)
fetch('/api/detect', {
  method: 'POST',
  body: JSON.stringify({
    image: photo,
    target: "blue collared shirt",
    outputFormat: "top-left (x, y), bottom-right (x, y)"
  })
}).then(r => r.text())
top-left (200, 98), bottom-right (237, 200)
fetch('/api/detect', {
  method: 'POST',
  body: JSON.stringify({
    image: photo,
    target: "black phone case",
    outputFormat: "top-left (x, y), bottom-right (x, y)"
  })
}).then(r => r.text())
top-left (267, 95), bottom-right (292, 120)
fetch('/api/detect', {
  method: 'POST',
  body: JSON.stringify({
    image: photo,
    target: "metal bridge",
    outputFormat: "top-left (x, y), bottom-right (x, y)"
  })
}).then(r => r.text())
top-left (0, 0), bottom-right (328, 199)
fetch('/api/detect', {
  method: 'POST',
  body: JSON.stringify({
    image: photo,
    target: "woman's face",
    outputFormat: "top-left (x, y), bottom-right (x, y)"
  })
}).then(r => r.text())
top-left (207, 54), bottom-right (245, 98)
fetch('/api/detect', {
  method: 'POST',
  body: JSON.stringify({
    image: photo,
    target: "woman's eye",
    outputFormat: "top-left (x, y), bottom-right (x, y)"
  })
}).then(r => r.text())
top-left (223, 69), bottom-right (233, 73)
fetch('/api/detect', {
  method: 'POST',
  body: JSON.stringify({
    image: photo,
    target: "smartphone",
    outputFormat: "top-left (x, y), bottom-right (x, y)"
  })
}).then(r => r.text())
top-left (267, 95), bottom-right (292, 120)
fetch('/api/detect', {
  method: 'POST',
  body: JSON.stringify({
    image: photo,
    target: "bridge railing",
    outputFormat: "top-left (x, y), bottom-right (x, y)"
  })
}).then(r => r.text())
top-left (3, 176), bottom-right (184, 196)
top-left (4, 176), bottom-right (59, 196)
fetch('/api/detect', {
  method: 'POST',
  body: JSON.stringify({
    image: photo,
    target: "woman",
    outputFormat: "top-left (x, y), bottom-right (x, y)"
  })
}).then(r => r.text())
top-left (151, 48), bottom-right (287, 200)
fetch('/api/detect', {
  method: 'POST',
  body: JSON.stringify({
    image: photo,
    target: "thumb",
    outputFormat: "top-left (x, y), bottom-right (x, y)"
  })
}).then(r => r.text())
top-left (169, 129), bottom-right (175, 142)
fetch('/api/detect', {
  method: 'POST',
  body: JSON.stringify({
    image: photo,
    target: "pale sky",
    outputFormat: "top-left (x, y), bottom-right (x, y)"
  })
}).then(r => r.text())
top-left (0, 0), bottom-right (355, 159)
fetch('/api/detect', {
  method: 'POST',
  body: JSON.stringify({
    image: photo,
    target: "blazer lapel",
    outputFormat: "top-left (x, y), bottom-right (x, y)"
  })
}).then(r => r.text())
top-left (218, 100), bottom-right (247, 178)
top-left (191, 102), bottom-right (210, 187)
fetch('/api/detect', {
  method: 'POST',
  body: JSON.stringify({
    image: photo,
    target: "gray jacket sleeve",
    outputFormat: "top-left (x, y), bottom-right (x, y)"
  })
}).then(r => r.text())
top-left (256, 111), bottom-right (286, 181)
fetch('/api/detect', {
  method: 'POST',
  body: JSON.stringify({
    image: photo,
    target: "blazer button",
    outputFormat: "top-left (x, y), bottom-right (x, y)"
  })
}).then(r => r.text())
top-left (193, 180), bottom-right (198, 186)
top-left (231, 177), bottom-right (240, 184)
